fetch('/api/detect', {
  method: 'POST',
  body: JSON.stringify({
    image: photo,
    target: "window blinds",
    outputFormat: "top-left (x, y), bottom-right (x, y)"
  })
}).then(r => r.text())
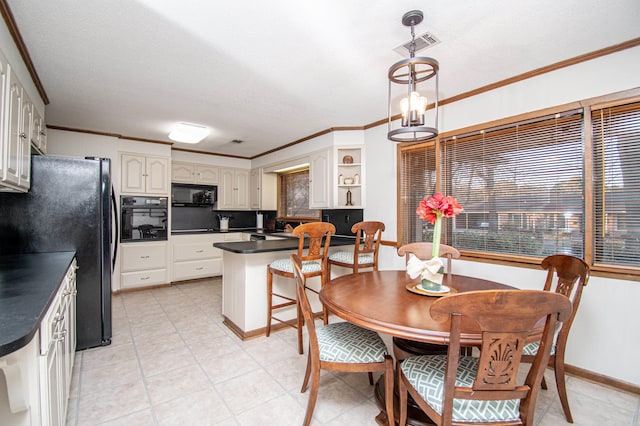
top-left (592, 101), bottom-right (640, 267)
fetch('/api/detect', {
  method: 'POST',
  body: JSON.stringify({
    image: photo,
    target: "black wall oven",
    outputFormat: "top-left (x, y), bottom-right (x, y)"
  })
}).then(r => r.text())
top-left (120, 196), bottom-right (168, 242)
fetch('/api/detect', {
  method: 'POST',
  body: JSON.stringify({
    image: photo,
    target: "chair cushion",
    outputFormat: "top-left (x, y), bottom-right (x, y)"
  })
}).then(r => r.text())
top-left (317, 322), bottom-right (387, 363)
top-left (401, 355), bottom-right (520, 423)
top-left (270, 258), bottom-right (321, 273)
top-left (522, 341), bottom-right (556, 356)
top-left (328, 251), bottom-right (374, 265)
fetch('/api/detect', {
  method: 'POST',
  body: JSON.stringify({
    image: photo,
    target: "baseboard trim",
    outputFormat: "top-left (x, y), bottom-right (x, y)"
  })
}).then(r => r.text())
top-left (565, 364), bottom-right (640, 395)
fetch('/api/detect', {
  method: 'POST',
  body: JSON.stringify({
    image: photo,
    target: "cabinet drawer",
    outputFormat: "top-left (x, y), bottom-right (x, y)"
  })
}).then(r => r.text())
top-left (121, 243), bottom-right (167, 272)
top-left (173, 259), bottom-right (221, 281)
top-left (173, 242), bottom-right (219, 261)
top-left (121, 269), bottom-right (168, 289)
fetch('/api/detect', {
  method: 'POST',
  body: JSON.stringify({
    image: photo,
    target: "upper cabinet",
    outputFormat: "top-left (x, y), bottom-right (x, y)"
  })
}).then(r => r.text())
top-left (0, 45), bottom-right (45, 193)
top-left (249, 168), bottom-right (277, 210)
top-left (219, 167), bottom-right (249, 209)
top-left (171, 161), bottom-right (219, 184)
top-left (333, 146), bottom-right (365, 208)
top-left (120, 153), bottom-right (170, 195)
top-left (1, 61), bottom-right (31, 192)
top-left (309, 149), bottom-right (331, 209)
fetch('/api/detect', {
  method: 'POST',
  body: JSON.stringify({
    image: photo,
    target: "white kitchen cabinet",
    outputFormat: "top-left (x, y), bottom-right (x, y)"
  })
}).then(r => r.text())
top-left (333, 146), bottom-right (365, 208)
top-left (120, 153), bottom-right (169, 195)
top-left (120, 242), bottom-right (169, 289)
top-left (39, 258), bottom-right (76, 426)
top-left (171, 161), bottom-right (219, 184)
top-left (309, 149), bottom-right (331, 208)
top-left (30, 106), bottom-right (46, 155)
top-left (219, 167), bottom-right (249, 209)
top-left (172, 234), bottom-right (222, 281)
top-left (1, 61), bottom-right (31, 192)
top-left (249, 168), bottom-right (277, 210)
top-left (171, 232), bottom-right (245, 282)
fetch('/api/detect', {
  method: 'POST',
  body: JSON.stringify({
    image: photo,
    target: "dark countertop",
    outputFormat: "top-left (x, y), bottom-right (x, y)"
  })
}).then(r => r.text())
top-left (0, 251), bottom-right (76, 357)
top-left (171, 228), bottom-right (276, 235)
top-left (213, 235), bottom-right (356, 254)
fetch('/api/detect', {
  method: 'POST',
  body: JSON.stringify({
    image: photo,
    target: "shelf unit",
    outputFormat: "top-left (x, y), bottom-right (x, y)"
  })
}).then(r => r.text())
top-left (334, 146), bottom-right (364, 208)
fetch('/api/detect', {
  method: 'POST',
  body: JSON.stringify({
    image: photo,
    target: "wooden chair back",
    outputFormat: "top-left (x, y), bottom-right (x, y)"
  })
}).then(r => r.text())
top-left (291, 253), bottom-right (320, 363)
top-left (292, 222), bottom-right (336, 264)
top-left (540, 254), bottom-right (589, 346)
top-left (351, 221), bottom-right (384, 265)
top-left (430, 290), bottom-right (572, 425)
top-left (398, 242), bottom-right (460, 274)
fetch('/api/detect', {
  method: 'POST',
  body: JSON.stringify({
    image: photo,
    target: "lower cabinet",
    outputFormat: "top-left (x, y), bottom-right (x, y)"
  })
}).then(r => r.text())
top-left (171, 233), bottom-right (244, 282)
top-left (39, 258), bottom-right (77, 426)
top-left (120, 242), bottom-right (169, 289)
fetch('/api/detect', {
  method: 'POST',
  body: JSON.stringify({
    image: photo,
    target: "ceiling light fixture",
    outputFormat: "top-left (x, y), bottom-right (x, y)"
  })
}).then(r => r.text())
top-left (168, 122), bottom-right (210, 144)
top-left (387, 10), bottom-right (439, 142)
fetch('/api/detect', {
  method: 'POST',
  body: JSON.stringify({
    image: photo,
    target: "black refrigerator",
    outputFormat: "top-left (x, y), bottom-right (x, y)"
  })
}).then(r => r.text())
top-left (0, 155), bottom-right (114, 350)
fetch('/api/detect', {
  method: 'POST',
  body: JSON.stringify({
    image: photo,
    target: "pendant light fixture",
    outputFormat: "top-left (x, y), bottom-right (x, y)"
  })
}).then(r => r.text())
top-left (387, 10), bottom-right (439, 142)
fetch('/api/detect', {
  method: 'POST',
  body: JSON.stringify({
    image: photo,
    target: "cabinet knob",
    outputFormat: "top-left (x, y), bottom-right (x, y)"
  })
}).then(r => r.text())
top-left (19, 133), bottom-right (26, 139)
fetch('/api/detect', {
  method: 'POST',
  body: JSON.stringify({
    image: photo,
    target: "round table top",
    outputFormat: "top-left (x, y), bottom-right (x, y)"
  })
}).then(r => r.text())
top-left (320, 270), bottom-right (514, 346)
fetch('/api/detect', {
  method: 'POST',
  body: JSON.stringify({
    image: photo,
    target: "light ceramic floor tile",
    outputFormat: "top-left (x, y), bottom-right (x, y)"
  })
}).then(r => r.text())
top-left (153, 388), bottom-right (232, 426)
top-left (214, 369), bottom-right (287, 415)
top-left (65, 278), bottom-right (640, 426)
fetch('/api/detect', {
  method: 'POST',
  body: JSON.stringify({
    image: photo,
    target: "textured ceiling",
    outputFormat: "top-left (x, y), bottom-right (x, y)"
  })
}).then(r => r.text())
top-left (5, 0), bottom-right (640, 158)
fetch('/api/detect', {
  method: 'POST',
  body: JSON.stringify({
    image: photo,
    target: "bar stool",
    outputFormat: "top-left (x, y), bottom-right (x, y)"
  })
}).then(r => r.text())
top-left (266, 222), bottom-right (336, 354)
top-left (327, 221), bottom-right (385, 277)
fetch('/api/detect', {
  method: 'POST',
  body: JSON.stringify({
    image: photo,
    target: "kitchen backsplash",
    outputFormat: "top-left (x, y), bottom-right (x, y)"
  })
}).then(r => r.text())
top-left (171, 208), bottom-right (276, 230)
top-left (171, 207), bottom-right (364, 235)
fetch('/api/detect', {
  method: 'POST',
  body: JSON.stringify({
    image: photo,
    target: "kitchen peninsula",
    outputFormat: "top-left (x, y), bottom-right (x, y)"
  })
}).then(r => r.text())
top-left (214, 235), bottom-right (355, 339)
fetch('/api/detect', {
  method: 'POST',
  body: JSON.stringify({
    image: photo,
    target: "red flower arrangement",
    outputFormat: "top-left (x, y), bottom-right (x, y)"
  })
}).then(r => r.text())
top-left (416, 192), bottom-right (463, 259)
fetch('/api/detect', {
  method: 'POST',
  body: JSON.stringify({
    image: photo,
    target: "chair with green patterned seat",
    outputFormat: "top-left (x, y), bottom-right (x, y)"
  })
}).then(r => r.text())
top-left (521, 254), bottom-right (590, 424)
top-left (398, 289), bottom-right (572, 426)
top-left (291, 253), bottom-right (395, 426)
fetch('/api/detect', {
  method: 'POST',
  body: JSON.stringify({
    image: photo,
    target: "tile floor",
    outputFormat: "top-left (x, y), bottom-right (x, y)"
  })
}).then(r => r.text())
top-left (65, 278), bottom-right (640, 426)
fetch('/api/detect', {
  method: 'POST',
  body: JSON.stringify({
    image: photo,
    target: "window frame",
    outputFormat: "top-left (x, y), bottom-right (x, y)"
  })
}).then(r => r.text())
top-left (397, 88), bottom-right (640, 279)
top-left (277, 168), bottom-right (321, 222)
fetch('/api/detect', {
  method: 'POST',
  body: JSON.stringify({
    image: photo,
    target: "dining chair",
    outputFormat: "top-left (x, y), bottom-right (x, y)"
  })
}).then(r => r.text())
top-left (398, 242), bottom-right (460, 274)
top-left (398, 289), bottom-right (572, 426)
top-left (521, 254), bottom-right (590, 423)
top-left (266, 222), bottom-right (335, 354)
top-left (291, 254), bottom-right (395, 426)
top-left (327, 221), bottom-right (385, 277)
top-left (394, 242), bottom-right (462, 361)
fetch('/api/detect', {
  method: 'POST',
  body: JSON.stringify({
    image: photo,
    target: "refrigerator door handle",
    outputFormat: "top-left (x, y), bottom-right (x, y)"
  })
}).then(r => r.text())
top-left (111, 187), bottom-right (118, 272)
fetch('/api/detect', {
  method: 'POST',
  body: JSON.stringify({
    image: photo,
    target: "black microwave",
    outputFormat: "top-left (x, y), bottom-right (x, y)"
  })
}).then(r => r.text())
top-left (171, 183), bottom-right (217, 207)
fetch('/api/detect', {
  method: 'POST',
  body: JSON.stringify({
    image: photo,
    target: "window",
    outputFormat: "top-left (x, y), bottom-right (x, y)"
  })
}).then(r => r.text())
top-left (592, 100), bottom-right (640, 268)
top-left (399, 110), bottom-right (585, 260)
top-left (278, 169), bottom-right (321, 220)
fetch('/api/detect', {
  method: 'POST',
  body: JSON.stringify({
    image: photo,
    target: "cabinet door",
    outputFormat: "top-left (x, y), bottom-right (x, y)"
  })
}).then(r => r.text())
top-left (218, 167), bottom-right (236, 209)
top-left (120, 154), bottom-right (146, 193)
top-left (145, 156), bottom-right (169, 194)
top-left (0, 53), bottom-right (7, 183)
top-left (235, 169), bottom-right (250, 209)
top-left (18, 91), bottom-right (31, 188)
top-left (250, 168), bottom-right (261, 209)
top-left (196, 164), bottom-right (219, 184)
top-left (171, 161), bottom-right (195, 183)
top-left (309, 150), bottom-right (330, 208)
top-left (31, 107), bottom-right (46, 153)
top-left (4, 75), bottom-right (22, 186)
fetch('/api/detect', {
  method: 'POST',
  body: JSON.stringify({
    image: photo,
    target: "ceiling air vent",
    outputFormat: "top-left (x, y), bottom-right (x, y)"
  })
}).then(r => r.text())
top-left (393, 31), bottom-right (441, 57)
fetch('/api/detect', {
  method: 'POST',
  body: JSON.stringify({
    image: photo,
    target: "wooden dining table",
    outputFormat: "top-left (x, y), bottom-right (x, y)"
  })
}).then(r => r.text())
top-left (319, 270), bottom-right (518, 426)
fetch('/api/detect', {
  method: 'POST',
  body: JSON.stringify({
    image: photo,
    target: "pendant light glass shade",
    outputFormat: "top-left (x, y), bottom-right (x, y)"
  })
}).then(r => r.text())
top-left (387, 11), bottom-right (439, 142)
